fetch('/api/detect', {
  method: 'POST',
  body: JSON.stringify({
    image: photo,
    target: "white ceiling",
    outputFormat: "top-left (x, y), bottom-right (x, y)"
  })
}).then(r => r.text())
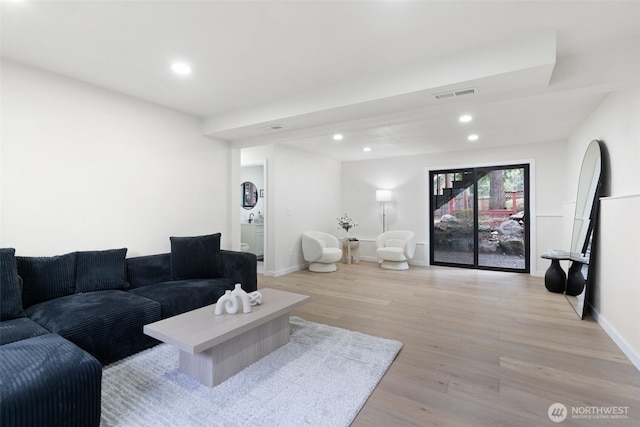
top-left (2, 0), bottom-right (639, 161)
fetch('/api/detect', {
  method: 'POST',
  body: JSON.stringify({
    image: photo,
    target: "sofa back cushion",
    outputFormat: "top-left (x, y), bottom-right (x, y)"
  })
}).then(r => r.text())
top-left (16, 252), bottom-right (76, 308)
top-left (76, 248), bottom-right (129, 293)
top-left (126, 253), bottom-right (171, 288)
top-left (170, 233), bottom-right (223, 280)
top-left (1, 248), bottom-right (26, 321)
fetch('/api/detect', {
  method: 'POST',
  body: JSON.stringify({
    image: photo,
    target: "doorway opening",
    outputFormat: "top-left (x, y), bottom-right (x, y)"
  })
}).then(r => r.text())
top-left (240, 164), bottom-right (265, 264)
top-left (429, 164), bottom-right (530, 272)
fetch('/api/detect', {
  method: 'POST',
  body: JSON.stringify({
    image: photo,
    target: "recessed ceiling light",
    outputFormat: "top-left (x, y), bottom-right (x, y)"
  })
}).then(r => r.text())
top-left (363, 147), bottom-right (372, 152)
top-left (333, 134), bottom-right (343, 141)
top-left (459, 114), bottom-right (473, 123)
top-left (468, 134), bottom-right (479, 141)
top-left (171, 62), bottom-right (192, 76)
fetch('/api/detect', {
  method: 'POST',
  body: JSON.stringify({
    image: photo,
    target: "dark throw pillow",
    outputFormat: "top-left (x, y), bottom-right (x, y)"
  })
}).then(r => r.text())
top-left (17, 252), bottom-right (76, 308)
top-left (0, 248), bottom-right (26, 321)
top-left (170, 233), bottom-right (222, 280)
top-left (76, 248), bottom-right (129, 293)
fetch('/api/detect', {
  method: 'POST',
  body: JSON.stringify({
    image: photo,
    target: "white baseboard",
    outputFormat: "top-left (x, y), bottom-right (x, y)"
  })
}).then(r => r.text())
top-left (264, 263), bottom-right (307, 277)
top-left (359, 256), bottom-right (427, 267)
top-left (591, 306), bottom-right (640, 371)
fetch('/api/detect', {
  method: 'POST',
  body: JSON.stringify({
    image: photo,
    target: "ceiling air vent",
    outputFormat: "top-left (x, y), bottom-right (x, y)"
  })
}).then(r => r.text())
top-left (433, 87), bottom-right (477, 101)
top-left (259, 124), bottom-right (285, 131)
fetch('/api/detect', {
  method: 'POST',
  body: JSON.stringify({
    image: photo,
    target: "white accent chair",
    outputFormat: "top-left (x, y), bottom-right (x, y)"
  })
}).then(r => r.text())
top-left (376, 230), bottom-right (416, 270)
top-left (301, 231), bottom-right (343, 273)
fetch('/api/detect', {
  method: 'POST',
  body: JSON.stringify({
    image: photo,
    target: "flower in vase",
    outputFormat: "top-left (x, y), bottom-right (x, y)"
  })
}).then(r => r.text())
top-left (337, 214), bottom-right (358, 238)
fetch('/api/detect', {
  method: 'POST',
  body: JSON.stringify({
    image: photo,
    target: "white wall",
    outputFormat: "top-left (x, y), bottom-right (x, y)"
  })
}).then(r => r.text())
top-left (242, 144), bottom-right (341, 276)
top-left (566, 88), bottom-right (640, 368)
top-left (0, 59), bottom-right (230, 256)
top-left (341, 141), bottom-right (567, 274)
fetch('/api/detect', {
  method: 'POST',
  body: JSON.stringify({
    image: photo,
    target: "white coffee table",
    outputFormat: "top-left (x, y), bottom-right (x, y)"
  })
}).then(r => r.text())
top-left (143, 288), bottom-right (309, 387)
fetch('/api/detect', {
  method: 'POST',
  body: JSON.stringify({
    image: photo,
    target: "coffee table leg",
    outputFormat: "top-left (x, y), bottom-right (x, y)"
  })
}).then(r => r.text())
top-left (179, 314), bottom-right (291, 387)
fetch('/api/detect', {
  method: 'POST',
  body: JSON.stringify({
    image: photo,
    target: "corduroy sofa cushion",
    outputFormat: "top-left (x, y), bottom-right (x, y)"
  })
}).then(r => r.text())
top-left (0, 333), bottom-right (102, 427)
top-left (126, 253), bottom-right (171, 289)
top-left (75, 248), bottom-right (129, 293)
top-left (25, 290), bottom-right (161, 365)
top-left (16, 252), bottom-right (76, 309)
top-left (170, 233), bottom-right (222, 280)
top-left (0, 318), bottom-right (50, 346)
top-left (129, 277), bottom-right (235, 318)
top-left (0, 248), bottom-right (25, 321)
top-left (126, 251), bottom-right (258, 293)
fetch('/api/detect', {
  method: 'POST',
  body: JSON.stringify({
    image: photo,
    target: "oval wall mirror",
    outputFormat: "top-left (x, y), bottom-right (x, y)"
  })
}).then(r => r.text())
top-left (241, 181), bottom-right (258, 209)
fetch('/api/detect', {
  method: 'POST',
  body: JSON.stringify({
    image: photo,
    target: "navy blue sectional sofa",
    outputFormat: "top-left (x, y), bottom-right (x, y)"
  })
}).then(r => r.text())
top-left (0, 233), bottom-right (257, 427)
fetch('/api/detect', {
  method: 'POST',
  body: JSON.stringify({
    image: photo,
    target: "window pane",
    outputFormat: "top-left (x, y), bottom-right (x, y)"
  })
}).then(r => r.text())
top-left (477, 167), bottom-right (526, 270)
top-left (432, 171), bottom-right (475, 266)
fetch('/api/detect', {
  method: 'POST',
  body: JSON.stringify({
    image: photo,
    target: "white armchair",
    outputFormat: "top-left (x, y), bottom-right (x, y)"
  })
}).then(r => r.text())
top-left (376, 230), bottom-right (416, 270)
top-left (301, 231), bottom-right (343, 272)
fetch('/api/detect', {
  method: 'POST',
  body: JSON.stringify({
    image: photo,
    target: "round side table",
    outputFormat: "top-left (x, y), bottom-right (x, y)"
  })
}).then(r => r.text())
top-left (341, 239), bottom-right (360, 264)
top-left (541, 251), bottom-right (571, 293)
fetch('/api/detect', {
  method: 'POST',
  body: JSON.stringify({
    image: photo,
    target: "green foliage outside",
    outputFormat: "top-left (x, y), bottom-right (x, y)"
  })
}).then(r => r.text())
top-left (477, 168), bottom-right (524, 197)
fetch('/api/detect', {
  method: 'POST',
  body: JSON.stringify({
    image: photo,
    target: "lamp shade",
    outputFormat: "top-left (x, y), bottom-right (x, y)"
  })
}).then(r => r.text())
top-left (376, 190), bottom-right (392, 202)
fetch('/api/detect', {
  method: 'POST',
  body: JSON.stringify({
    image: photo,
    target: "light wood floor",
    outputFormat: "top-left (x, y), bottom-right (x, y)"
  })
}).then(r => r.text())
top-left (258, 261), bottom-right (640, 426)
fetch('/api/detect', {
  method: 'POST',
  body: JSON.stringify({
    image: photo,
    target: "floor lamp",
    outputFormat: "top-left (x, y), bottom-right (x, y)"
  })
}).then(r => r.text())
top-left (376, 190), bottom-right (392, 232)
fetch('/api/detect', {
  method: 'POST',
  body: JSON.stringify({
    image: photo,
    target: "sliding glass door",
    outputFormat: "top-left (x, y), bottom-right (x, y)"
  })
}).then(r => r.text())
top-left (431, 169), bottom-right (476, 266)
top-left (430, 164), bottom-right (529, 272)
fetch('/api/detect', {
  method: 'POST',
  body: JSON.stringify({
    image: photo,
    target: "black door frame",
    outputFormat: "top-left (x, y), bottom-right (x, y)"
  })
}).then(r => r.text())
top-left (429, 163), bottom-right (530, 273)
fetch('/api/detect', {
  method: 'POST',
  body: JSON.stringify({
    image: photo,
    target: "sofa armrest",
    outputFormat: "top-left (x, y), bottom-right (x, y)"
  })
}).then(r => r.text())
top-left (220, 250), bottom-right (257, 293)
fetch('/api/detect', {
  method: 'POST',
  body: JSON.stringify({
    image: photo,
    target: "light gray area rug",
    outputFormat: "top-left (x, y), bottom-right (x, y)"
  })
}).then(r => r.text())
top-left (101, 317), bottom-right (403, 427)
